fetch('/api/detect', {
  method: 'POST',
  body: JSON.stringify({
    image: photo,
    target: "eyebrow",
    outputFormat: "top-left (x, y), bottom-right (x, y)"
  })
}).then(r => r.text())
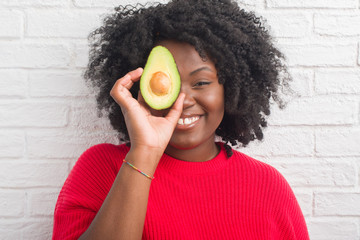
top-left (189, 66), bottom-right (214, 76)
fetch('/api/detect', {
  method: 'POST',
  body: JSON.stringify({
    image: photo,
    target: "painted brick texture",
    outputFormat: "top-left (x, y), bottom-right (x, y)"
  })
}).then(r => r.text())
top-left (0, 0), bottom-right (359, 239)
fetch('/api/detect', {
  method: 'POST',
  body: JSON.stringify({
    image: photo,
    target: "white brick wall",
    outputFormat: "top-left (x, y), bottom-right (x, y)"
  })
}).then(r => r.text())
top-left (0, 0), bottom-right (359, 239)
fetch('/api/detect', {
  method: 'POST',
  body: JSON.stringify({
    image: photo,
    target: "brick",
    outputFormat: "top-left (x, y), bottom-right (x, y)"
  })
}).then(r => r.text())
top-left (308, 219), bottom-right (358, 240)
top-left (358, 42), bottom-right (360, 65)
top-left (73, 0), bottom-right (260, 10)
top-left (262, 12), bottom-right (310, 38)
top-left (358, 161), bottom-right (360, 186)
top-left (268, 96), bottom-right (358, 126)
top-left (74, 0), bottom-right (130, 7)
top-left (0, 130), bottom-right (24, 158)
top-left (74, 0), bottom-right (167, 7)
top-left (0, 161), bottom-right (68, 188)
top-left (315, 192), bottom-right (360, 216)
top-left (0, 10), bottom-right (23, 38)
top-left (240, 128), bottom-right (314, 157)
top-left (266, 0), bottom-right (357, 8)
top-left (237, 0), bottom-right (261, 7)
top-left (29, 71), bottom-right (90, 97)
top-left (316, 128), bottom-right (360, 156)
top-left (314, 14), bottom-right (360, 36)
top-left (28, 189), bottom-right (60, 216)
top-left (27, 132), bottom-right (92, 159)
top-left (288, 68), bottom-right (313, 97)
top-left (0, 0), bottom-right (65, 7)
top-left (292, 191), bottom-right (312, 216)
top-left (26, 10), bottom-right (102, 38)
top-left (0, 218), bottom-right (53, 239)
top-left (70, 100), bottom-right (114, 131)
top-left (74, 43), bottom-right (89, 68)
top-left (0, 43), bottom-right (70, 68)
top-left (280, 44), bottom-right (356, 67)
top-left (0, 219), bottom-right (23, 239)
top-left (22, 218), bottom-right (53, 240)
top-left (0, 102), bottom-right (69, 127)
top-left (273, 161), bottom-right (356, 187)
top-left (0, 70), bottom-right (27, 98)
top-left (0, 190), bottom-right (25, 217)
top-left (315, 69), bottom-right (360, 94)
top-left (27, 130), bottom-right (118, 159)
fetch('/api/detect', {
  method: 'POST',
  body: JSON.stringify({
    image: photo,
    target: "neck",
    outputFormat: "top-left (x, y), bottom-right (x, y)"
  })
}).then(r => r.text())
top-left (165, 140), bottom-right (220, 162)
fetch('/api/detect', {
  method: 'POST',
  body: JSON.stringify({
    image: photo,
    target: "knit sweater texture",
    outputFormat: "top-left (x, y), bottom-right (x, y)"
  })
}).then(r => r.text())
top-left (53, 143), bottom-right (309, 239)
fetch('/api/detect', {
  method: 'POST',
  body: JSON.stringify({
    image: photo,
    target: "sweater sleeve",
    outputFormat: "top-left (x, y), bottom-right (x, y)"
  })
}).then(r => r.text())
top-left (236, 151), bottom-right (309, 239)
top-left (52, 143), bottom-right (128, 240)
top-left (268, 166), bottom-right (310, 240)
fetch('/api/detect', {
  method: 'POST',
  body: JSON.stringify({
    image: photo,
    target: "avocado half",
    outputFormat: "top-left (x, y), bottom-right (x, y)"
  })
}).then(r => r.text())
top-left (140, 46), bottom-right (181, 110)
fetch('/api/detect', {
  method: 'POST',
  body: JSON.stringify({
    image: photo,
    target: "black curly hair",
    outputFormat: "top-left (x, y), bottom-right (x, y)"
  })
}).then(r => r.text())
top-left (84, 0), bottom-right (291, 154)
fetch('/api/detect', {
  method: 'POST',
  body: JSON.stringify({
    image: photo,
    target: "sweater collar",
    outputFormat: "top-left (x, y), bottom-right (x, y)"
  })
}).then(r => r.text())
top-left (157, 142), bottom-right (231, 175)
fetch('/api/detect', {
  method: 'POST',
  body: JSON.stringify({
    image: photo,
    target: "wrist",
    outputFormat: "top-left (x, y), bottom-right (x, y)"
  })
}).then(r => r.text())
top-left (128, 144), bottom-right (165, 161)
top-left (125, 146), bottom-right (164, 175)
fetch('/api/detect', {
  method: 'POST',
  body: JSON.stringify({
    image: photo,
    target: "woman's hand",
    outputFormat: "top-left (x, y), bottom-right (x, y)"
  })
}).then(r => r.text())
top-left (110, 68), bottom-right (185, 159)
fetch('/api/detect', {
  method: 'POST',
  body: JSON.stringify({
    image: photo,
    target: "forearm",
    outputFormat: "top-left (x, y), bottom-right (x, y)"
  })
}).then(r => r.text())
top-left (79, 148), bottom-right (161, 240)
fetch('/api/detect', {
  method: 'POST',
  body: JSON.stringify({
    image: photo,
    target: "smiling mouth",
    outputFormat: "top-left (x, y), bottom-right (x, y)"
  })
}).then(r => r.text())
top-left (177, 116), bottom-right (200, 125)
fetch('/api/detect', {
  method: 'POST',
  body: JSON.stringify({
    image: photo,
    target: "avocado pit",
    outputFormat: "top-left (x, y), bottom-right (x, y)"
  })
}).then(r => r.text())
top-left (150, 71), bottom-right (171, 96)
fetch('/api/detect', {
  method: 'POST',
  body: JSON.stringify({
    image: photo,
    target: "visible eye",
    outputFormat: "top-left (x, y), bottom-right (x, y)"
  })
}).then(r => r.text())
top-left (193, 81), bottom-right (211, 87)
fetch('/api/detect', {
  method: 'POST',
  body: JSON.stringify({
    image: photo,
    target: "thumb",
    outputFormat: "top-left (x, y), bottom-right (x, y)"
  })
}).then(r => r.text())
top-left (165, 93), bottom-right (185, 124)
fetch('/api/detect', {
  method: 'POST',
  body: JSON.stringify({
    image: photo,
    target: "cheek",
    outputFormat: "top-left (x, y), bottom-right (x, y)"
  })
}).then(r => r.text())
top-left (201, 88), bottom-right (225, 120)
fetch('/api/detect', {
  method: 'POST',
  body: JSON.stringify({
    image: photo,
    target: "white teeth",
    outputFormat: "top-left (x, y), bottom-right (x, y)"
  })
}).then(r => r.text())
top-left (184, 118), bottom-right (191, 125)
top-left (177, 116), bottom-right (200, 125)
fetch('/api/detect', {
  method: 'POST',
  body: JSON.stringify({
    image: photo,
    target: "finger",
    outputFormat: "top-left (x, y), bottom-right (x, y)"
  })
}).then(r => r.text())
top-left (110, 67), bottom-right (144, 100)
top-left (110, 80), bottom-right (138, 114)
top-left (137, 90), bottom-right (152, 112)
top-left (137, 90), bottom-right (151, 115)
top-left (110, 82), bottom-right (133, 109)
top-left (110, 76), bottom-right (132, 104)
top-left (122, 67), bottom-right (144, 89)
top-left (111, 68), bottom-right (143, 97)
top-left (137, 90), bottom-right (146, 106)
top-left (165, 93), bottom-right (185, 124)
top-left (127, 67), bottom-right (143, 81)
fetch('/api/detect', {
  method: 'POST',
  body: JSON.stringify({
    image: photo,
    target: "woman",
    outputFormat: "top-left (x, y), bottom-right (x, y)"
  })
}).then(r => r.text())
top-left (53, 0), bottom-right (309, 239)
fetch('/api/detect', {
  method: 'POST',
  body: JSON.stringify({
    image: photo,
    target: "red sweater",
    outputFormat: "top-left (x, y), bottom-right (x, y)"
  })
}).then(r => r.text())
top-left (53, 143), bottom-right (309, 239)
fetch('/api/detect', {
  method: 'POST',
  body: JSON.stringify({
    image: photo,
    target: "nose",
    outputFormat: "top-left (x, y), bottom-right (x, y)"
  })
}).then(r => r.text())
top-left (180, 85), bottom-right (195, 109)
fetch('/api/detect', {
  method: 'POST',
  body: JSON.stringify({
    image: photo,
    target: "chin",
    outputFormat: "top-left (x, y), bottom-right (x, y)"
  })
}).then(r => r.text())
top-left (168, 143), bottom-right (196, 150)
top-left (167, 140), bottom-right (201, 150)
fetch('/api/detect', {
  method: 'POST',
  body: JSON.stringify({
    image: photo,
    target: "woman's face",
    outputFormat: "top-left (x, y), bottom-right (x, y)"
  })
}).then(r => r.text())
top-left (152, 40), bottom-right (224, 151)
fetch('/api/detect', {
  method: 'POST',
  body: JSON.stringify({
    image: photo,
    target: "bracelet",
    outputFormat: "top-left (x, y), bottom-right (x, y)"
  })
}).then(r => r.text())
top-left (123, 159), bottom-right (155, 180)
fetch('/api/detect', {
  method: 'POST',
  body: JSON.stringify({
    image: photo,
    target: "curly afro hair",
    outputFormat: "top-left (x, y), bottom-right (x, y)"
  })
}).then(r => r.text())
top-left (84, 0), bottom-right (291, 153)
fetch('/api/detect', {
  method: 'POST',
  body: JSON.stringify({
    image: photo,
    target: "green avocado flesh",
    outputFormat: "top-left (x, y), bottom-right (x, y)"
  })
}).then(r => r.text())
top-left (140, 46), bottom-right (181, 110)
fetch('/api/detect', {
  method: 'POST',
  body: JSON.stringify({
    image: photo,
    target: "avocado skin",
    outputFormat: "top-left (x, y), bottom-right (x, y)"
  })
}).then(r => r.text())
top-left (140, 46), bottom-right (181, 110)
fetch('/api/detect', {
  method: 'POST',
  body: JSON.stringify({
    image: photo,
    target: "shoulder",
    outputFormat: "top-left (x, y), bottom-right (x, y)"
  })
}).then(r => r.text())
top-left (64, 142), bottom-right (130, 183)
top-left (53, 143), bottom-right (130, 238)
top-left (72, 142), bottom-right (130, 182)
top-left (75, 143), bottom-right (129, 169)
top-left (230, 149), bottom-right (309, 239)
top-left (230, 148), bottom-right (297, 204)
top-left (79, 142), bottom-right (130, 161)
top-left (231, 149), bottom-right (285, 182)
top-left (55, 143), bottom-right (130, 211)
